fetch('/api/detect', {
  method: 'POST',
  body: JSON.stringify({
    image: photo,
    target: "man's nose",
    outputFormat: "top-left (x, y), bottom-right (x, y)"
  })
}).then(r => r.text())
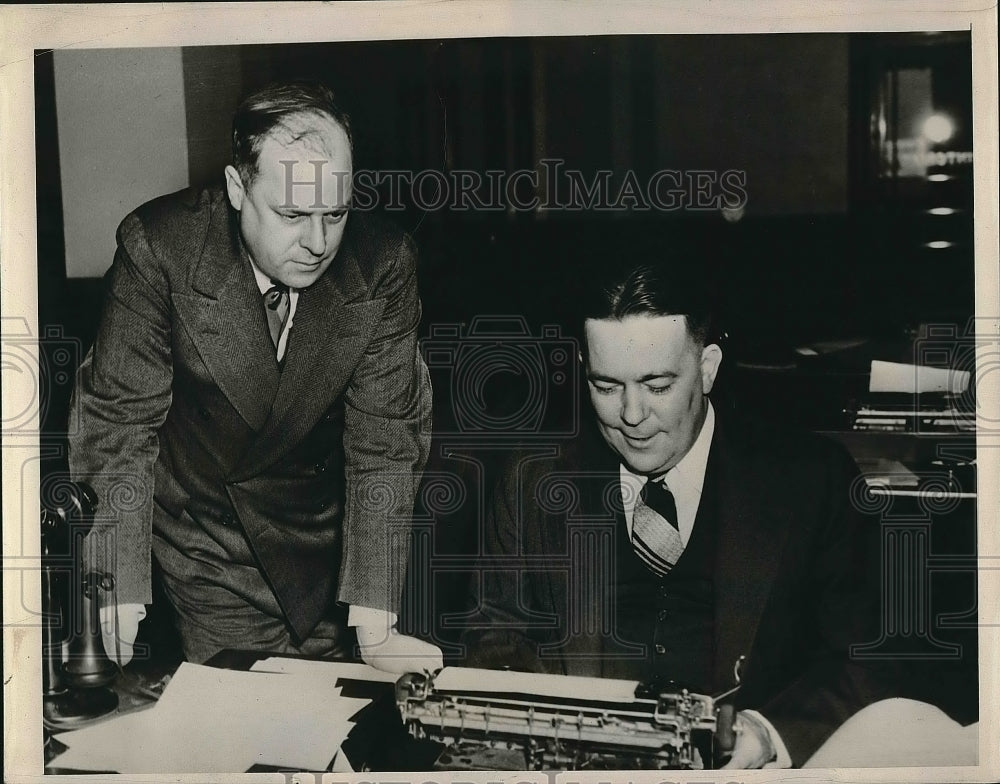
top-left (620, 388), bottom-right (647, 427)
top-left (301, 216), bottom-right (326, 256)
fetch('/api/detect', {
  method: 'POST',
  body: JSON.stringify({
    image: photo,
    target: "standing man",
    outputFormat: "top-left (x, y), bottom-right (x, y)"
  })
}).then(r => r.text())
top-left (462, 262), bottom-right (896, 767)
top-left (69, 82), bottom-right (441, 671)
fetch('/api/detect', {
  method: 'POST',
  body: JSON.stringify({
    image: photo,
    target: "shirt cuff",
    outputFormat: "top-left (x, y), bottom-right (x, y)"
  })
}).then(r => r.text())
top-left (347, 604), bottom-right (398, 629)
top-left (99, 602), bottom-right (147, 624)
top-left (744, 709), bottom-right (792, 768)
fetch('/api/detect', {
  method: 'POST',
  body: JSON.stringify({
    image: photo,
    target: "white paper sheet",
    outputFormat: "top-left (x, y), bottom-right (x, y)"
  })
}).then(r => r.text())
top-left (869, 359), bottom-right (970, 394)
top-left (857, 457), bottom-right (921, 488)
top-left (431, 666), bottom-right (640, 702)
top-left (251, 656), bottom-right (401, 683)
top-left (50, 662), bottom-right (370, 773)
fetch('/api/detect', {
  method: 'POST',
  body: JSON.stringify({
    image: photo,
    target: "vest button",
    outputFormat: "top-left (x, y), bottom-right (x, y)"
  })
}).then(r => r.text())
top-left (655, 644), bottom-right (667, 655)
top-left (658, 610), bottom-right (670, 622)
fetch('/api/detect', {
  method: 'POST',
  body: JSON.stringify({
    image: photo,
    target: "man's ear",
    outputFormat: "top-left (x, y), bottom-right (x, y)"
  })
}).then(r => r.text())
top-left (700, 343), bottom-right (723, 394)
top-left (224, 165), bottom-right (245, 211)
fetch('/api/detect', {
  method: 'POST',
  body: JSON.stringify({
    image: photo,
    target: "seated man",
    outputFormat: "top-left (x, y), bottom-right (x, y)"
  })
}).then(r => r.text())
top-left (461, 261), bottom-right (900, 768)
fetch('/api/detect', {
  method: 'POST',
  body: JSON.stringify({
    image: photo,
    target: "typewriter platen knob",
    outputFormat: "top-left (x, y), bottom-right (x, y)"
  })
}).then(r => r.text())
top-left (395, 670), bottom-right (433, 705)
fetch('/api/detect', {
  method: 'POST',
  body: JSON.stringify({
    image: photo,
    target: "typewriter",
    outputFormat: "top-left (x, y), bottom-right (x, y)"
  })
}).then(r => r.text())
top-left (396, 667), bottom-right (737, 770)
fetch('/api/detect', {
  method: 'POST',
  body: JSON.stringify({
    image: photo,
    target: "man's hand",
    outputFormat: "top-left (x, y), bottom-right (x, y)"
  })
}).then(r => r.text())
top-left (99, 603), bottom-right (146, 667)
top-left (720, 710), bottom-right (777, 769)
top-left (356, 626), bottom-right (443, 675)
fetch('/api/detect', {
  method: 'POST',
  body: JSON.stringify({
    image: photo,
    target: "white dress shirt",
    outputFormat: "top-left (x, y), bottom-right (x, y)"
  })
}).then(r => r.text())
top-left (616, 400), bottom-right (790, 767)
top-left (620, 401), bottom-right (716, 546)
top-left (249, 261), bottom-right (300, 363)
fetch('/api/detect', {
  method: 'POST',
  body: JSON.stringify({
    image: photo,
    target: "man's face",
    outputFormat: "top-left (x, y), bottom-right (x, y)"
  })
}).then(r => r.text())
top-left (225, 113), bottom-right (353, 289)
top-left (584, 314), bottom-right (722, 476)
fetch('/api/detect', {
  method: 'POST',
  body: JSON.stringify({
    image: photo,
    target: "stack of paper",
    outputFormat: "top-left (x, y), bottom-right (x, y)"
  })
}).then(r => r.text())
top-left (49, 662), bottom-right (371, 773)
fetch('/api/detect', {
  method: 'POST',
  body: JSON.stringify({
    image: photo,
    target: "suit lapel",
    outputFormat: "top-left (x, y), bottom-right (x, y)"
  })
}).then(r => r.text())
top-left (534, 433), bottom-right (626, 676)
top-left (171, 200), bottom-right (278, 431)
top-left (589, 444), bottom-right (635, 678)
top-left (515, 448), bottom-right (568, 672)
top-left (712, 420), bottom-right (791, 691)
top-left (232, 230), bottom-right (386, 480)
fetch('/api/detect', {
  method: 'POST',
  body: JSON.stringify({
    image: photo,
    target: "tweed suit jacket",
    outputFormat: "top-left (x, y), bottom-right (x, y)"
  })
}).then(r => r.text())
top-left (68, 186), bottom-right (432, 640)
top-left (462, 415), bottom-right (896, 766)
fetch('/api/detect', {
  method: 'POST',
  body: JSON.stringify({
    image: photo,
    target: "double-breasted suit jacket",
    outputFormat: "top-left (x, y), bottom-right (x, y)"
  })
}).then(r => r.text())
top-left (69, 186), bottom-right (432, 640)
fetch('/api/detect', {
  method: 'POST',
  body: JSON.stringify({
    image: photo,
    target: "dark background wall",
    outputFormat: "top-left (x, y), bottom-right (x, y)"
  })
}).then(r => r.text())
top-left (37, 34), bottom-right (975, 443)
top-left (40, 34), bottom-right (974, 347)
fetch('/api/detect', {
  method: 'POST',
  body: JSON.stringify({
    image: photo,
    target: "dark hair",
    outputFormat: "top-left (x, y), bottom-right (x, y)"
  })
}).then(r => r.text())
top-left (580, 262), bottom-right (719, 347)
top-left (231, 81), bottom-right (353, 185)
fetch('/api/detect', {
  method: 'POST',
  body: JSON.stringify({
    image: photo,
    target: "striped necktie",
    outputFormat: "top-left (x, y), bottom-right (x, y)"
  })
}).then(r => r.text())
top-left (631, 476), bottom-right (684, 577)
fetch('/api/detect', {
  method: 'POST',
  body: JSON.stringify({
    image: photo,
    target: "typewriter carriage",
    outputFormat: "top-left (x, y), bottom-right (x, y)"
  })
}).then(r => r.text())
top-left (396, 670), bottom-right (730, 770)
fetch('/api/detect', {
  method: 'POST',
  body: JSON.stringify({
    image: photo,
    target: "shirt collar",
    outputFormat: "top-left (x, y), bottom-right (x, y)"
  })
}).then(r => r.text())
top-left (622, 400), bottom-right (716, 494)
top-left (670, 400), bottom-right (715, 495)
top-left (249, 259), bottom-right (278, 296)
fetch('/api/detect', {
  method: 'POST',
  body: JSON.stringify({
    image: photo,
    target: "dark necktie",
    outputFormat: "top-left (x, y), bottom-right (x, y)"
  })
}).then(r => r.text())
top-left (263, 283), bottom-right (290, 354)
top-left (631, 476), bottom-right (684, 577)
